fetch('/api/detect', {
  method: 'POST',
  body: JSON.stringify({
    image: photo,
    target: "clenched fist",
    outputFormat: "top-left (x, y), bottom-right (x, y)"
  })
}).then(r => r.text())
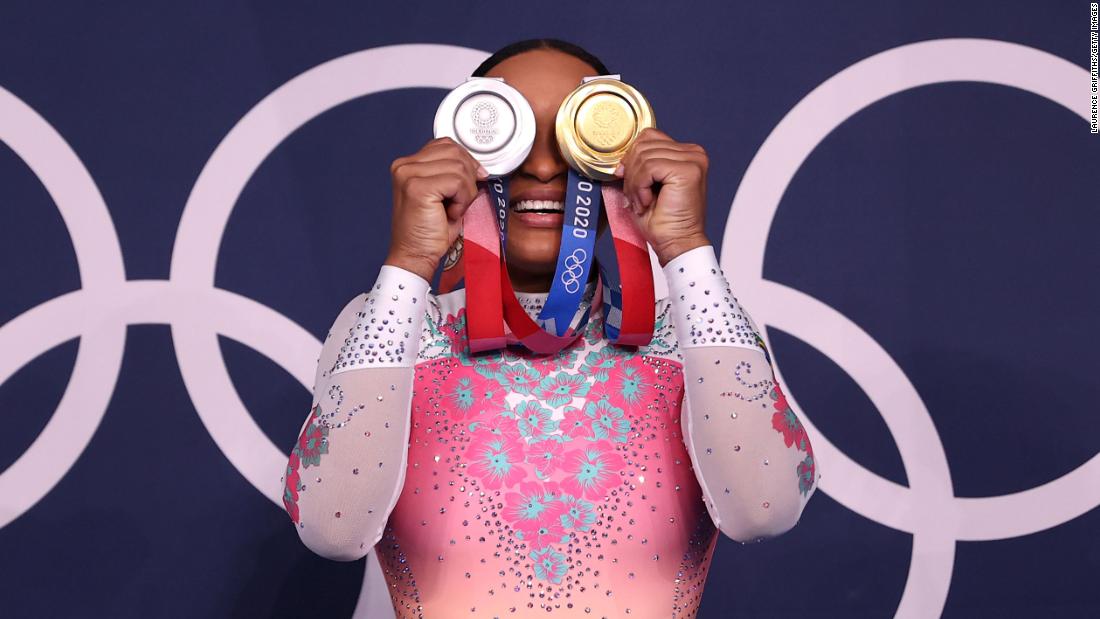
top-left (385, 137), bottom-right (488, 282)
top-left (614, 127), bottom-right (711, 265)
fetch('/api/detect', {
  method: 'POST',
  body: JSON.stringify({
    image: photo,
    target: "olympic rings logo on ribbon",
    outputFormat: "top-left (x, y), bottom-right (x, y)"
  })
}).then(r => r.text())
top-left (1, 41), bottom-right (1097, 619)
top-left (559, 247), bottom-right (588, 293)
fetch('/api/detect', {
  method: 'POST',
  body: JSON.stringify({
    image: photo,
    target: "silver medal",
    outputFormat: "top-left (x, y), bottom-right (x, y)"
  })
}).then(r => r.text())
top-left (433, 77), bottom-right (535, 177)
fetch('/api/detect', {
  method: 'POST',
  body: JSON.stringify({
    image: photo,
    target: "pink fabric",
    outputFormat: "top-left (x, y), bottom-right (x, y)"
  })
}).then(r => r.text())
top-left (374, 310), bottom-right (717, 618)
top-left (283, 247), bottom-right (820, 618)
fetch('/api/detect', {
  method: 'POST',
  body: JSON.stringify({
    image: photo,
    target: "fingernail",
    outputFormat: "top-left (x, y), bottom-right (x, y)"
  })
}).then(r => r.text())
top-left (613, 163), bottom-right (624, 177)
top-left (476, 165), bottom-right (489, 179)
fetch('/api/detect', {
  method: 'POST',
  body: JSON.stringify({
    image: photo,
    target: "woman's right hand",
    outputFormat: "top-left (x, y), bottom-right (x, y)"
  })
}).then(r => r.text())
top-left (384, 137), bottom-right (488, 282)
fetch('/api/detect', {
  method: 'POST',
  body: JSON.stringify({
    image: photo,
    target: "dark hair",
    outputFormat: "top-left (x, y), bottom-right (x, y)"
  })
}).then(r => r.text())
top-left (471, 38), bottom-right (611, 78)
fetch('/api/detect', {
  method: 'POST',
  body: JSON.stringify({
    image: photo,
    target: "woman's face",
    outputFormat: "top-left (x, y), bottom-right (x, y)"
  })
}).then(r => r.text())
top-left (484, 49), bottom-right (604, 292)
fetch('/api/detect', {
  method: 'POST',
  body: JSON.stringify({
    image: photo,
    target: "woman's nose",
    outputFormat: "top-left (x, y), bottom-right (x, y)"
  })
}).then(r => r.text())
top-left (518, 128), bottom-right (568, 183)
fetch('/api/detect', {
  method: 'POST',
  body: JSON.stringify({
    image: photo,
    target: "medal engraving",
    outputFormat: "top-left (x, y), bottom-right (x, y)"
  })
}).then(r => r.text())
top-left (453, 93), bottom-right (516, 154)
top-left (435, 78), bottom-right (535, 177)
top-left (556, 77), bottom-right (655, 180)
top-left (576, 95), bottom-right (634, 152)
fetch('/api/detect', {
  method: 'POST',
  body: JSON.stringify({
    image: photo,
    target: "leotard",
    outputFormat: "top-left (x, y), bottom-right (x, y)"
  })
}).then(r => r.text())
top-left (282, 245), bottom-right (819, 618)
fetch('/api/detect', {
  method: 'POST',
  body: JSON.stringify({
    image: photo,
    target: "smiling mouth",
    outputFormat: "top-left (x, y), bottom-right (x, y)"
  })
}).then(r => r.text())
top-left (512, 199), bottom-right (565, 214)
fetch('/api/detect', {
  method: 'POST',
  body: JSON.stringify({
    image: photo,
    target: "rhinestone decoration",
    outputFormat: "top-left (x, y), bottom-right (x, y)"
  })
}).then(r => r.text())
top-left (288, 250), bottom-right (816, 618)
top-left (331, 267), bottom-right (427, 374)
top-left (372, 288), bottom-right (718, 617)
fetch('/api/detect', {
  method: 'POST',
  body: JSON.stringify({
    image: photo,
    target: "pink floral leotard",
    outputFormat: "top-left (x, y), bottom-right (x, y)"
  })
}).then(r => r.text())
top-left (282, 245), bottom-right (819, 618)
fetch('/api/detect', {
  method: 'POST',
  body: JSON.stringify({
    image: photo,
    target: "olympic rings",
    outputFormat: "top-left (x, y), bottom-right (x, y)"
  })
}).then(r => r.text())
top-left (559, 248), bottom-right (589, 293)
top-left (2, 39), bottom-right (1096, 619)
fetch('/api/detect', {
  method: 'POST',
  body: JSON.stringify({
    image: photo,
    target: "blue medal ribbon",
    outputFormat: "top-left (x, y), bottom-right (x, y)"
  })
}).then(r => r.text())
top-left (537, 168), bottom-right (601, 336)
top-left (487, 177), bottom-right (509, 247)
top-left (487, 171), bottom-right (625, 344)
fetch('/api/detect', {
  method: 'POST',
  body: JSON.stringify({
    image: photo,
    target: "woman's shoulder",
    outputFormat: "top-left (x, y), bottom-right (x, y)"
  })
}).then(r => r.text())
top-left (630, 295), bottom-right (683, 362)
top-left (427, 286), bottom-right (466, 323)
top-left (414, 287), bottom-right (467, 363)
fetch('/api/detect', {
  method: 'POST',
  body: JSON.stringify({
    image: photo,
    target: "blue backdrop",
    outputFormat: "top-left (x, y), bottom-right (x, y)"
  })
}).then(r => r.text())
top-left (2, 1), bottom-right (1098, 617)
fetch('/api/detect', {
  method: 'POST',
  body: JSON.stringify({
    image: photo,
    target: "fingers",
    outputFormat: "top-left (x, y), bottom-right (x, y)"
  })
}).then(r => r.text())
top-left (387, 137), bottom-right (488, 267)
top-left (391, 136), bottom-right (488, 182)
top-left (621, 155), bottom-right (706, 211)
top-left (626, 158), bottom-right (673, 211)
top-left (628, 139), bottom-right (707, 162)
top-left (627, 146), bottom-right (708, 170)
top-left (392, 159), bottom-right (473, 188)
top-left (426, 137), bottom-right (489, 179)
top-left (634, 126), bottom-right (671, 143)
top-left (391, 137), bottom-right (486, 215)
top-left (402, 169), bottom-right (479, 212)
top-left (615, 130), bottom-right (708, 211)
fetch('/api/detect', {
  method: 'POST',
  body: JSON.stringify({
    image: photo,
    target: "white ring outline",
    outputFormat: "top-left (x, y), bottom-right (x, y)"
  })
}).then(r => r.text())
top-left (721, 38), bottom-right (1099, 618)
top-left (169, 44), bottom-right (489, 619)
top-left (0, 45), bottom-right (488, 619)
top-left (171, 42), bottom-right (487, 505)
top-left (0, 86), bottom-right (127, 529)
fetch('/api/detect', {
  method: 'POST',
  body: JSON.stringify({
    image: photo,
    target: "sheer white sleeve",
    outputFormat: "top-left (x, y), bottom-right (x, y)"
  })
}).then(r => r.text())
top-left (280, 265), bottom-right (426, 561)
top-left (664, 245), bottom-right (819, 543)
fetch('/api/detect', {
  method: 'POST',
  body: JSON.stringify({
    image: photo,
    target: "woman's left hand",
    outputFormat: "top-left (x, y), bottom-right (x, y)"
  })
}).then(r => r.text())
top-left (615, 127), bottom-right (711, 265)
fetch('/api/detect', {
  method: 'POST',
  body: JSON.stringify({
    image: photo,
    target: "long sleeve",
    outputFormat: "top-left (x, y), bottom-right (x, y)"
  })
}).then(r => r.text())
top-left (281, 265), bottom-right (428, 561)
top-left (664, 245), bottom-right (819, 543)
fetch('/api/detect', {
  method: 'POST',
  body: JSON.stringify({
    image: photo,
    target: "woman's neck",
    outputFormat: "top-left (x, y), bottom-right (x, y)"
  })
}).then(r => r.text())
top-left (507, 260), bottom-right (602, 294)
top-left (507, 262), bottom-right (553, 294)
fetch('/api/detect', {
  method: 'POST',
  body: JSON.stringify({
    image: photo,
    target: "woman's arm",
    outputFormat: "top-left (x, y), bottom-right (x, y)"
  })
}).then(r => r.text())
top-left (664, 245), bottom-right (819, 543)
top-left (281, 265), bottom-right (428, 561)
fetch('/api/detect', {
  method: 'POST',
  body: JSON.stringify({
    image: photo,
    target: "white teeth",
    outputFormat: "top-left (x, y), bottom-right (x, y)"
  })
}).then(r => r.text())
top-left (513, 199), bottom-right (564, 213)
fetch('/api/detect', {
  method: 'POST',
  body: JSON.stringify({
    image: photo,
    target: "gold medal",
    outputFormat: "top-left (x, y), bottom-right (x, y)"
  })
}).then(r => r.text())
top-left (555, 76), bottom-right (655, 180)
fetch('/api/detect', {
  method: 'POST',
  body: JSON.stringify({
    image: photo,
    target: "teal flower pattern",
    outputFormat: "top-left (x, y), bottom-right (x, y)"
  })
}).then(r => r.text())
top-left (515, 400), bottom-right (559, 440)
top-left (583, 398), bottom-right (631, 443)
top-left (579, 348), bottom-right (619, 382)
top-left (637, 301), bottom-right (677, 357)
top-left (529, 547), bottom-right (569, 584)
top-left (559, 406), bottom-right (591, 441)
top-left (467, 435), bottom-right (526, 489)
top-left (448, 377), bottom-right (474, 412)
top-left (493, 362), bottom-right (541, 395)
top-left (533, 371), bottom-right (591, 407)
top-left (617, 366), bottom-right (647, 406)
top-left (504, 482), bottom-right (552, 521)
top-left (558, 494), bottom-right (597, 532)
top-left (407, 297), bottom-right (743, 597)
top-left (473, 352), bottom-right (507, 379)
